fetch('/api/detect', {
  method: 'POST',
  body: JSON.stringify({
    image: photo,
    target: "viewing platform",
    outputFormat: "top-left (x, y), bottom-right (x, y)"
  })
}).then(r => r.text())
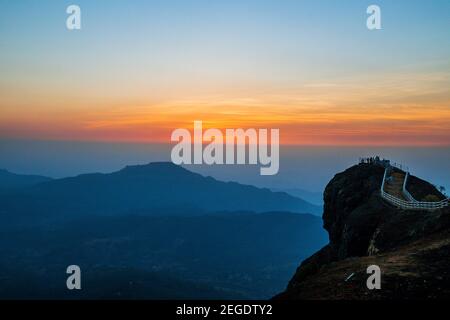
top-left (359, 157), bottom-right (449, 211)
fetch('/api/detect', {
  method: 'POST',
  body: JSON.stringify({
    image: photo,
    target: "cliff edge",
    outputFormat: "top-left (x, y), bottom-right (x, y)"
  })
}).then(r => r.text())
top-left (276, 163), bottom-right (450, 299)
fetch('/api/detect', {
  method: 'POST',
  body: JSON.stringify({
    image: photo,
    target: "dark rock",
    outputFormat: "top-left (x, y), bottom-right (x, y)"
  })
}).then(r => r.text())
top-left (276, 163), bottom-right (450, 300)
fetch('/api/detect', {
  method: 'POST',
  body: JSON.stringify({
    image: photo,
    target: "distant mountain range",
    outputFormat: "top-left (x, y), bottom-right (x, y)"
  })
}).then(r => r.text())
top-left (0, 211), bottom-right (327, 299)
top-left (272, 187), bottom-right (324, 206)
top-left (0, 162), bottom-right (321, 224)
top-left (0, 169), bottom-right (52, 190)
top-left (0, 162), bottom-right (326, 299)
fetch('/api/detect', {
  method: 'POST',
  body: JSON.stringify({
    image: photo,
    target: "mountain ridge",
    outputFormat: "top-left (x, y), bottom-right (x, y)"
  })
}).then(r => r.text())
top-left (0, 162), bottom-right (322, 225)
top-left (0, 169), bottom-right (52, 190)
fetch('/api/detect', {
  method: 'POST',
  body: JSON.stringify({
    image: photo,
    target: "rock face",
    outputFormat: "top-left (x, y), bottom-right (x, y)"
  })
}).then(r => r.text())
top-left (276, 163), bottom-right (450, 299)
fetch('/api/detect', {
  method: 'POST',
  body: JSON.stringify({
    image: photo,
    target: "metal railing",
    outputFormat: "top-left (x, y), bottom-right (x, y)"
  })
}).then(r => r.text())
top-left (380, 168), bottom-right (449, 211)
top-left (390, 162), bottom-right (410, 173)
top-left (402, 172), bottom-right (417, 203)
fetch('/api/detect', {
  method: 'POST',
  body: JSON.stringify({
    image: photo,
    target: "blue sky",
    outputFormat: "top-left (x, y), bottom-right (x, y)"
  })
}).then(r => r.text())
top-left (1, 0), bottom-right (449, 88)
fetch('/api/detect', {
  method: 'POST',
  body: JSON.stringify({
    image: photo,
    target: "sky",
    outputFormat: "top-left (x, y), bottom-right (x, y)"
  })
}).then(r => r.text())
top-left (1, 0), bottom-right (449, 146)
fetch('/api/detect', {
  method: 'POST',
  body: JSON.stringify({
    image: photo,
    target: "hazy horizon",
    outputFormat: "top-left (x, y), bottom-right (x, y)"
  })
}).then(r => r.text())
top-left (1, 139), bottom-right (448, 195)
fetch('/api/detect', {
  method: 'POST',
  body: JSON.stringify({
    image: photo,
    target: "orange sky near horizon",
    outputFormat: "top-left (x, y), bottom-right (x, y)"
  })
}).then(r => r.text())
top-left (1, 70), bottom-right (449, 146)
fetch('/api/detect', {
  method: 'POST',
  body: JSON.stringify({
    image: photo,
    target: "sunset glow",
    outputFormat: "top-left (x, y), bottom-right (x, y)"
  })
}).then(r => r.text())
top-left (1, 1), bottom-right (449, 146)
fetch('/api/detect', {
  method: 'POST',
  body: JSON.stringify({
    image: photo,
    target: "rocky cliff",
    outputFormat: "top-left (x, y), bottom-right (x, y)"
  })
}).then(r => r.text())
top-left (276, 163), bottom-right (450, 299)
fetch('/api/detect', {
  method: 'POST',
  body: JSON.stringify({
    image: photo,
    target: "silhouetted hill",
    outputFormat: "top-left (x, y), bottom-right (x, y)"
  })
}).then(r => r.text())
top-left (275, 163), bottom-right (450, 300)
top-left (1, 162), bottom-right (321, 224)
top-left (0, 265), bottom-right (241, 300)
top-left (0, 162), bottom-right (327, 299)
top-left (273, 187), bottom-right (324, 206)
top-left (0, 169), bottom-right (52, 190)
top-left (0, 211), bottom-right (327, 299)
